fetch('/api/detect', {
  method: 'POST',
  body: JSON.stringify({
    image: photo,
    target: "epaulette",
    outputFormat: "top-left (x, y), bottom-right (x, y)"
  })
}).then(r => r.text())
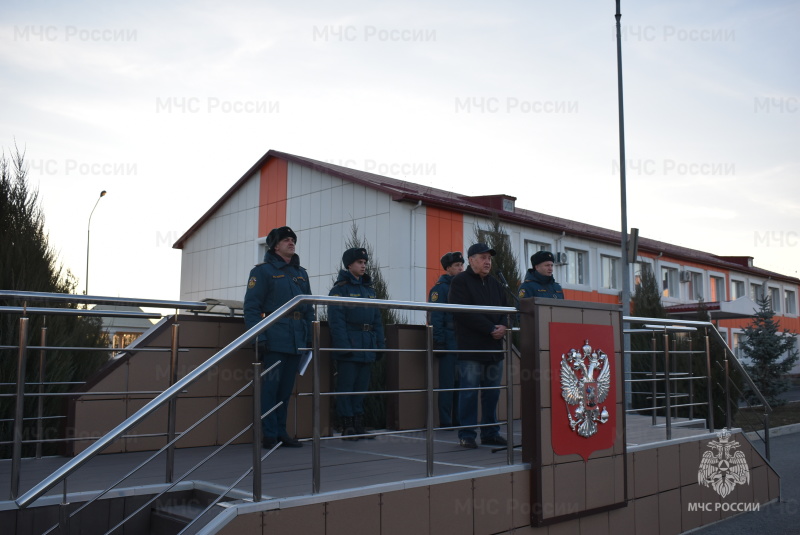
top-left (334, 280), bottom-right (348, 287)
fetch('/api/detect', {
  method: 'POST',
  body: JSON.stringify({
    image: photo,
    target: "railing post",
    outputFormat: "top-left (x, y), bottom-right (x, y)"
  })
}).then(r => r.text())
top-left (58, 478), bottom-right (69, 534)
top-left (10, 316), bottom-right (29, 500)
top-left (312, 320), bottom-right (321, 494)
top-left (650, 333), bottom-right (657, 426)
top-left (663, 331), bottom-right (672, 440)
top-left (252, 361), bottom-right (262, 501)
top-left (704, 331), bottom-right (714, 431)
top-left (671, 335), bottom-right (678, 422)
top-left (505, 320), bottom-right (514, 465)
top-left (36, 322), bottom-right (48, 459)
top-left (688, 336), bottom-right (694, 421)
top-left (724, 356), bottom-right (732, 429)
top-left (764, 410), bottom-right (770, 461)
top-left (425, 325), bottom-right (434, 477)
top-left (165, 320), bottom-right (180, 483)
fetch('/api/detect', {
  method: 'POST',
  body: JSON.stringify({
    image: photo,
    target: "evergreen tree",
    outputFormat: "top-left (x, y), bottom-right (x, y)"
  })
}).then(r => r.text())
top-left (628, 264), bottom-right (667, 413)
top-left (631, 264), bottom-right (665, 318)
top-left (0, 146), bottom-right (108, 457)
top-left (740, 295), bottom-right (799, 407)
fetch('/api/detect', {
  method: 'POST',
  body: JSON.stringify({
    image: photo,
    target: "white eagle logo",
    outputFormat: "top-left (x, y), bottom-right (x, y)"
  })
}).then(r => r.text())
top-left (698, 428), bottom-right (750, 498)
top-left (560, 340), bottom-right (611, 438)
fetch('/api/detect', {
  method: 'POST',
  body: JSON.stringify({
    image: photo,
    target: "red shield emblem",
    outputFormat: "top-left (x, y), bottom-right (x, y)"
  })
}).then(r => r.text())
top-left (550, 323), bottom-right (616, 461)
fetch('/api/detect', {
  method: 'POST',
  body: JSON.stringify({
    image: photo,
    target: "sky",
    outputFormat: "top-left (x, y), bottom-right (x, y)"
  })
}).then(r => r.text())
top-left (2, 0), bottom-right (798, 303)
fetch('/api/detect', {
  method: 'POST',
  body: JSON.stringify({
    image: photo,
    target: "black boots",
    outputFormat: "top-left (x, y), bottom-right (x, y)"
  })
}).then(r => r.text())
top-left (354, 414), bottom-right (375, 440)
top-left (342, 416), bottom-right (358, 441)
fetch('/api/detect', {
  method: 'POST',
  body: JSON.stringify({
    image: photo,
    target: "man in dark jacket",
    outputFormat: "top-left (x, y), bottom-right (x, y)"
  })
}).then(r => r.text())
top-left (448, 243), bottom-right (509, 449)
top-left (428, 251), bottom-right (464, 428)
top-left (244, 226), bottom-right (313, 449)
top-left (518, 250), bottom-right (565, 300)
top-left (328, 247), bottom-right (386, 440)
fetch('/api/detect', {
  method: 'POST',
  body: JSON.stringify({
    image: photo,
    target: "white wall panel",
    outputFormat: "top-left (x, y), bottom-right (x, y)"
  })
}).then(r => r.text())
top-left (300, 165), bottom-right (312, 196)
top-left (341, 183), bottom-right (354, 222)
top-left (309, 190), bottom-right (322, 229)
top-left (352, 186), bottom-right (366, 220)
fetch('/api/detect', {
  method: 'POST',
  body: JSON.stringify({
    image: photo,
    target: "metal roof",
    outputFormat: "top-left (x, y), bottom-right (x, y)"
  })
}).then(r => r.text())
top-left (173, 150), bottom-right (799, 285)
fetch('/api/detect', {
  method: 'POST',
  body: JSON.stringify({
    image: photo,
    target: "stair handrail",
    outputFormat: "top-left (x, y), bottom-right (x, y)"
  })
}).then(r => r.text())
top-left (624, 315), bottom-right (772, 413)
top-left (16, 294), bottom-right (515, 509)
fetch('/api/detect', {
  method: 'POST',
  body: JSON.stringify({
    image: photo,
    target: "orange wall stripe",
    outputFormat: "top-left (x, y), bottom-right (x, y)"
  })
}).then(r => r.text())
top-left (425, 207), bottom-right (463, 298)
top-left (564, 289), bottom-right (621, 305)
top-left (258, 158), bottom-right (288, 238)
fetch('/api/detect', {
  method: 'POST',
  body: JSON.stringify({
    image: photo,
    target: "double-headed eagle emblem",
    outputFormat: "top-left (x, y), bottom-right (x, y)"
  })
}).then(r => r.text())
top-left (560, 340), bottom-right (611, 438)
top-left (698, 428), bottom-right (750, 498)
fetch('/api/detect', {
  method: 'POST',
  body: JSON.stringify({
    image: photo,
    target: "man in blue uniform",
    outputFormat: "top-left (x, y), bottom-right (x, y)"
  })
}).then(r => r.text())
top-left (428, 251), bottom-right (464, 428)
top-left (244, 226), bottom-right (313, 449)
top-left (518, 250), bottom-right (565, 300)
top-left (328, 247), bottom-right (386, 440)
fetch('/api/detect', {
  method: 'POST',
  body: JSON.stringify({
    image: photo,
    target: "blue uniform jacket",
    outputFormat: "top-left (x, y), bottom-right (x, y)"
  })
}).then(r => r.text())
top-left (243, 251), bottom-right (313, 354)
top-left (518, 269), bottom-right (565, 300)
top-left (327, 270), bottom-right (385, 362)
top-left (428, 274), bottom-right (457, 351)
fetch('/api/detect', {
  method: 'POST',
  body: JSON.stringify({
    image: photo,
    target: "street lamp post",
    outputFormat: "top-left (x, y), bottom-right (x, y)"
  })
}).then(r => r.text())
top-left (85, 190), bottom-right (107, 295)
top-left (614, 2), bottom-right (634, 412)
top-left (615, 0), bottom-right (630, 316)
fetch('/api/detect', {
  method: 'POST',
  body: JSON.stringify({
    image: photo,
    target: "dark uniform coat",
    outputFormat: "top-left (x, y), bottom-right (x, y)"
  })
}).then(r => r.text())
top-left (328, 270), bottom-right (385, 362)
top-left (243, 251), bottom-right (313, 354)
top-left (518, 269), bottom-right (564, 300)
top-left (428, 274), bottom-right (457, 351)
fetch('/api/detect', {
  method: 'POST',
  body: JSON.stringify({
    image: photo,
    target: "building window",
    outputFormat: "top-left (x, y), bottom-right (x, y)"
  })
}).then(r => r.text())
top-left (688, 272), bottom-right (704, 300)
top-left (524, 240), bottom-right (550, 264)
top-left (110, 331), bottom-right (143, 357)
top-left (633, 262), bottom-right (652, 288)
top-left (750, 283), bottom-right (765, 302)
top-left (786, 290), bottom-right (798, 315)
top-left (709, 276), bottom-right (725, 302)
top-left (731, 280), bottom-right (745, 299)
top-left (769, 287), bottom-right (781, 313)
top-left (732, 332), bottom-right (744, 359)
top-left (565, 248), bottom-right (587, 285)
top-left (661, 266), bottom-right (679, 298)
top-left (600, 255), bottom-right (620, 290)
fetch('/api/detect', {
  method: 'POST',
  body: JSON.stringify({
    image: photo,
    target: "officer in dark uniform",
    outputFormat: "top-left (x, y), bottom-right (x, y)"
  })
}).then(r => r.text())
top-left (244, 226), bottom-right (313, 449)
top-left (428, 251), bottom-right (464, 428)
top-left (518, 250), bottom-right (565, 300)
top-left (328, 247), bottom-right (386, 440)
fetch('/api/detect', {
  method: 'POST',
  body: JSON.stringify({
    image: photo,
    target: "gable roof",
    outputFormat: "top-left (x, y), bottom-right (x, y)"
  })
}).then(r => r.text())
top-left (174, 150), bottom-right (799, 285)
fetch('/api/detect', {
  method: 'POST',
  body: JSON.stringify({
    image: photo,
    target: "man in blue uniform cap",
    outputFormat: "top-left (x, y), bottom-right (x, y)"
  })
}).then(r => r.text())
top-left (428, 251), bottom-right (464, 428)
top-left (244, 226), bottom-right (313, 448)
top-left (518, 250), bottom-right (565, 300)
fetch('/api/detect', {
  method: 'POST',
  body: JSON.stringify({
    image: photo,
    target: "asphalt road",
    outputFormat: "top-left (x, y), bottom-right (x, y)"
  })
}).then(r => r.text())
top-left (689, 431), bottom-right (800, 534)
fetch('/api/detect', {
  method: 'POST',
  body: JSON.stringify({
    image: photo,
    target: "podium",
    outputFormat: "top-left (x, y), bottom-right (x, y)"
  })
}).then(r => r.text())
top-left (519, 297), bottom-right (628, 525)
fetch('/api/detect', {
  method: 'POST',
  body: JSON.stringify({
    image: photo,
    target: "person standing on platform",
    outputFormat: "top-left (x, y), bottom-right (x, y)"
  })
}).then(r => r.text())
top-left (448, 243), bottom-right (509, 449)
top-left (428, 251), bottom-right (464, 429)
top-left (244, 226), bottom-right (312, 449)
top-left (518, 250), bottom-right (565, 300)
top-left (328, 247), bottom-right (386, 440)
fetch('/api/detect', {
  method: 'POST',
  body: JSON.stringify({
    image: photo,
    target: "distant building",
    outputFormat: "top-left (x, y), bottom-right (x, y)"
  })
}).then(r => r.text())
top-left (173, 150), bottom-right (800, 367)
top-left (94, 305), bottom-right (156, 355)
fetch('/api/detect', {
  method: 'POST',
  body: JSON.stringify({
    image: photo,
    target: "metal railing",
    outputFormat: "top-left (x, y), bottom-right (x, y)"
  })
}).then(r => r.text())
top-left (623, 316), bottom-right (772, 458)
top-left (0, 290), bottom-right (207, 502)
top-left (13, 293), bottom-right (518, 535)
top-left (5, 294), bottom-right (774, 533)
